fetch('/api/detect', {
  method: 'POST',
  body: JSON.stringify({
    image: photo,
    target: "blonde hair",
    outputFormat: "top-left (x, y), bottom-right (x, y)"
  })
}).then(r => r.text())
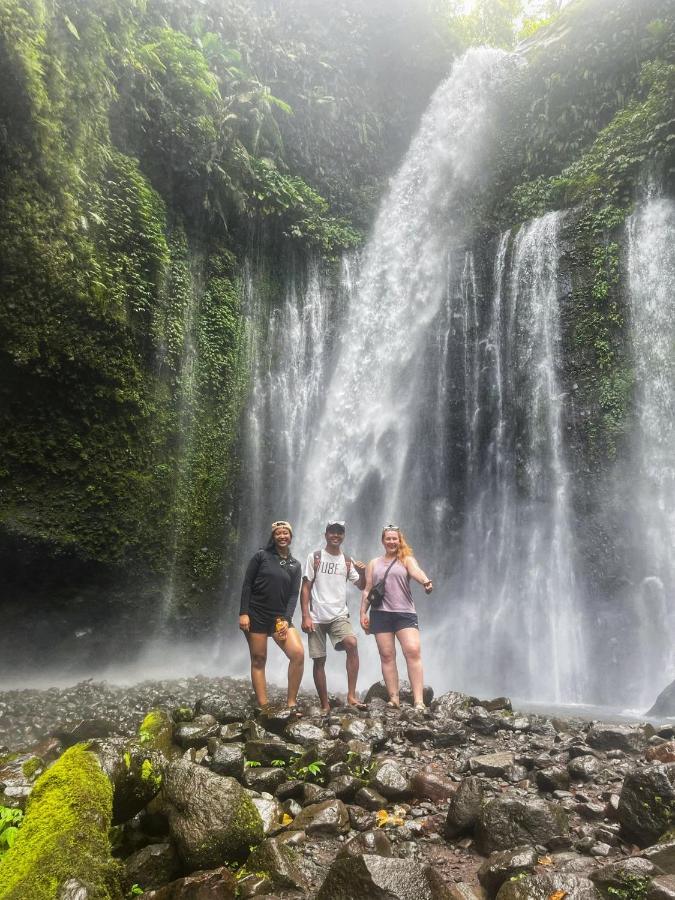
top-left (381, 527), bottom-right (413, 562)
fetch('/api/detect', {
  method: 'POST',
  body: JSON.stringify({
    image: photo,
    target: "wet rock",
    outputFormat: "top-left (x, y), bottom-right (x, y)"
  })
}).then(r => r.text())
top-left (644, 839), bottom-right (675, 873)
top-left (159, 759), bottom-right (263, 867)
top-left (285, 721), bottom-right (326, 746)
top-left (370, 760), bottom-right (411, 799)
top-left (58, 879), bottom-right (93, 900)
top-left (648, 875), bottom-right (675, 899)
top-left (364, 680), bottom-right (434, 706)
top-left (93, 739), bottom-right (164, 825)
top-left (536, 766), bottom-right (571, 793)
top-left (292, 798), bottom-right (350, 835)
top-left (124, 842), bottom-right (180, 892)
top-left (445, 776), bottom-right (483, 838)
top-left (479, 696), bottom-right (512, 712)
top-left (340, 716), bottom-right (387, 748)
top-left (259, 705), bottom-right (296, 736)
top-left (280, 798), bottom-right (301, 818)
top-left (432, 691), bottom-right (471, 719)
top-left (275, 779), bottom-right (304, 801)
top-left (477, 845), bottom-right (539, 896)
top-left (432, 723), bottom-right (469, 748)
top-left (409, 770), bottom-right (457, 802)
top-left (250, 795), bottom-right (285, 836)
top-left (648, 679), bottom-right (675, 718)
top-left (301, 783), bottom-right (335, 805)
top-left (354, 785), bottom-right (388, 811)
top-left (447, 885), bottom-right (482, 899)
top-left (52, 718), bottom-right (115, 747)
top-left (195, 694), bottom-right (253, 724)
top-left (243, 766), bottom-right (286, 793)
top-left (618, 764), bottom-right (675, 846)
top-left (348, 805), bottom-right (378, 831)
top-left (590, 857), bottom-right (663, 893)
top-left (647, 742), bottom-right (675, 764)
top-left (209, 742), bottom-right (245, 779)
top-left (173, 716), bottom-right (219, 751)
top-left (171, 707), bottom-right (194, 724)
top-left (337, 829), bottom-right (393, 858)
top-left (316, 853), bottom-right (454, 899)
top-left (469, 751), bottom-right (514, 778)
top-left (328, 774), bottom-right (364, 802)
top-left (466, 707), bottom-right (500, 735)
top-left (243, 836), bottom-right (309, 890)
top-left (568, 755), bottom-right (602, 781)
top-left (140, 866), bottom-right (237, 899)
top-left (576, 801), bottom-right (605, 820)
top-left (494, 872), bottom-right (601, 898)
top-left (219, 723), bottom-right (245, 742)
top-left (587, 724), bottom-right (646, 753)
top-left (244, 738), bottom-right (302, 766)
top-left (404, 724), bottom-right (436, 743)
top-left (236, 874), bottom-right (273, 898)
top-left (476, 794), bottom-right (569, 854)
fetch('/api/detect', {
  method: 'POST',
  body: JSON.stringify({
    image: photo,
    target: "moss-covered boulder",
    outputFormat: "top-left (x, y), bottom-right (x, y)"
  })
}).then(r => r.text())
top-left (159, 759), bottom-right (263, 869)
top-left (0, 744), bottom-right (122, 900)
top-left (92, 738), bottom-right (164, 825)
top-left (138, 710), bottom-right (175, 757)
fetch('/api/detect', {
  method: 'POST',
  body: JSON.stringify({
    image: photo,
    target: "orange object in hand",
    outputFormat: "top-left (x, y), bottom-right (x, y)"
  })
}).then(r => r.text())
top-left (275, 616), bottom-right (287, 640)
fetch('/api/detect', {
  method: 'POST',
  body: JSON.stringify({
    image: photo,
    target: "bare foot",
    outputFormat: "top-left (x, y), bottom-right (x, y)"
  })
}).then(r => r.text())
top-left (348, 696), bottom-right (368, 710)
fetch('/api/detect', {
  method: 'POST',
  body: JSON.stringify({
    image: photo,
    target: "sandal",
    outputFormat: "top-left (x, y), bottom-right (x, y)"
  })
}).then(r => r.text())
top-left (386, 699), bottom-right (400, 709)
top-left (413, 702), bottom-right (426, 711)
top-left (348, 700), bottom-right (368, 710)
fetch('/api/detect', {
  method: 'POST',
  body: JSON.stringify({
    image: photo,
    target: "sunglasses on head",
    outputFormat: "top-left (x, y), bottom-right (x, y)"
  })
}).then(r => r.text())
top-left (383, 523), bottom-right (400, 531)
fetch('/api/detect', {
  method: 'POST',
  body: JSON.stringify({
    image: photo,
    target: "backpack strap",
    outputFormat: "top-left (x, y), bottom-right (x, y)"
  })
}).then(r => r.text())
top-left (312, 550), bottom-right (321, 578)
top-left (344, 553), bottom-right (352, 580)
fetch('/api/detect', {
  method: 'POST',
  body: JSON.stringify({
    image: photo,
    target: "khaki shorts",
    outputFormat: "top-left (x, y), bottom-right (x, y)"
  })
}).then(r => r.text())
top-left (307, 616), bottom-right (355, 659)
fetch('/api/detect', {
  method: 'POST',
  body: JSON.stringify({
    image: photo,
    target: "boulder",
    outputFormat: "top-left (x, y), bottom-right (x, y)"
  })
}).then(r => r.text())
top-left (648, 679), bottom-right (675, 718)
top-left (242, 837), bottom-right (309, 890)
top-left (301, 783), bottom-right (335, 805)
top-left (348, 805), bottom-right (378, 831)
top-left (647, 742), bottom-right (675, 764)
top-left (618, 764), bottom-right (675, 846)
top-left (433, 723), bottom-right (469, 748)
top-left (445, 776), bottom-right (483, 838)
top-left (568, 756), bottom-right (602, 781)
top-left (590, 857), bottom-right (663, 894)
top-left (536, 766), bottom-right (571, 793)
top-left (587, 724), bottom-right (647, 753)
top-left (432, 691), bottom-right (471, 719)
top-left (477, 845), bottom-right (539, 896)
top-left (139, 710), bottom-right (175, 757)
top-left (369, 760), bottom-right (411, 800)
top-left (644, 839), bottom-right (675, 873)
top-left (259, 705), bottom-right (297, 736)
top-left (218, 723), bottom-right (244, 743)
top-left (173, 716), bottom-right (219, 751)
top-left (469, 752), bottom-right (514, 778)
top-left (316, 854), bottom-right (454, 899)
top-left (92, 739), bottom-right (164, 826)
top-left (476, 795), bottom-right (569, 854)
top-left (292, 799), bottom-right (350, 835)
top-left (195, 694), bottom-right (253, 724)
top-left (124, 842), bottom-right (180, 893)
top-left (495, 872), bottom-right (601, 898)
top-left (244, 738), bottom-right (301, 766)
top-left (250, 795), bottom-right (285, 836)
top-left (354, 785), bottom-right (388, 811)
top-left (364, 680), bottom-right (434, 706)
top-left (409, 770), bottom-right (457, 802)
top-left (242, 765), bottom-right (286, 793)
top-left (159, 759), bottom-right (263, 868)
top-left (648, 875), bottom-right (675, 899)
top-left (337, 829), bottom-right (393, 858)
top-left (285, 721), bottom-right (326, 746)
top-left (209, 743), bottom-right (245, 779)
top-left (405, 725), bottom-right (436, 743)
top-left (327, 775), bottom-right (364, 802)
top-left (478, 697), bottom-right (512, 712)
top-left (140, 866), bottom-right (237, 899)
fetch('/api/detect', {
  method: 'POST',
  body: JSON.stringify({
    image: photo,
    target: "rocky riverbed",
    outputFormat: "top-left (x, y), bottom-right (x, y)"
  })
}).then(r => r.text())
top-left (1, 677), bottom-right (675, 899)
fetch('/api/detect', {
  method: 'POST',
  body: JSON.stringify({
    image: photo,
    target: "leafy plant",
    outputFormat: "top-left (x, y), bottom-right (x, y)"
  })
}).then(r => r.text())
top-left (270, 759), bottom-right (286, 767)
top-left (0, 806), bottom-right (24, 857)
top-left (293, 759), bottom-right (326, 781)
top-left (244, 760), bottom-right (261, 768)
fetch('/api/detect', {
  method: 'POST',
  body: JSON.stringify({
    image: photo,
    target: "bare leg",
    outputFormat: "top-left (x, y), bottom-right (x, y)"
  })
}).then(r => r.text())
top-left (397, 627), bottom-right (424, 705)
top-left (274, 628), bottom-right (305, 706)
top-left (341, 635), bottom-right (360, 703)
top-left (246, 632), bottom-right (269, 707)
top-left (312, 656), bottom-right (330, 712)
top-left (375, 631), bottom-right (399, 705)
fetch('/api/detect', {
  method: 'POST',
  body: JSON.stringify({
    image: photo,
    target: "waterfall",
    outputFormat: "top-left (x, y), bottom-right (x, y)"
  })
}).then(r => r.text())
top-left (297, 48), bottom-right (510, 547)
top-left (626, 197), bottom-right (675, 708)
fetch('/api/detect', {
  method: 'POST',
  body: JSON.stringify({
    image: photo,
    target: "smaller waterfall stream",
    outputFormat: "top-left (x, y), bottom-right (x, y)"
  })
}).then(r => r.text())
top-left (625, 197), bottom-right (675, 708)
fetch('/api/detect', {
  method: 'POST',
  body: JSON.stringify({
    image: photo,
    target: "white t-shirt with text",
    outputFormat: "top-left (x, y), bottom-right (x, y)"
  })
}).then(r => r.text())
top-left (303, 550), bottom-right (360, 624)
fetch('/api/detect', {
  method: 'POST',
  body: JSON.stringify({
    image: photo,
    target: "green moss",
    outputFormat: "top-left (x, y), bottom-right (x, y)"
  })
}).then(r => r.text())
top-left (138, 709), bottom-right (173, 756)
top-left (21, 758), bottom-right (42, 780)
top-left (0, 744), bottom-right (122, 900)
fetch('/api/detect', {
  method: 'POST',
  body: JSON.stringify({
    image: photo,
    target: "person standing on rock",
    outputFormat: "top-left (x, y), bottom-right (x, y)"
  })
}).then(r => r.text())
top-left (361, 525), bottom-right (433, 710)
top-left (239, 520), bottom-right (304, 712)
top-left (300, 521), bottom-right (367, 714)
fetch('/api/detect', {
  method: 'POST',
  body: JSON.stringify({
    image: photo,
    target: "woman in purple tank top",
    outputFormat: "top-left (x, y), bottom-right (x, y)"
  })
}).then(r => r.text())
top-left (360, 525), bottom-right (433, 709)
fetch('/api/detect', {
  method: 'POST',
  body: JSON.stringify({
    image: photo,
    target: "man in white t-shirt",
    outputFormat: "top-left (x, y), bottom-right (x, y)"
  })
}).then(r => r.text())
top-left (300, 521), bottom-right (366, 713)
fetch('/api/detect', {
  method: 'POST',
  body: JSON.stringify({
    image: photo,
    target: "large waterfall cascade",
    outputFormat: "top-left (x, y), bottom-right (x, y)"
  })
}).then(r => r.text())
top-left (625, 197), bottom-right (675, 709)
top-left (236, 49), bottom-right (674, 707)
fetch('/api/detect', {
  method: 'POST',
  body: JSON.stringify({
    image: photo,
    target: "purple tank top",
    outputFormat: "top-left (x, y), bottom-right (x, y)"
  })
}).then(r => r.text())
top-left (372, 557), bottom-right (414, 612)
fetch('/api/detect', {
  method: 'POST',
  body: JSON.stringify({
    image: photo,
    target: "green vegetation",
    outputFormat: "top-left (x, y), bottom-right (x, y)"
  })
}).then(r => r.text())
top-left (0, 745), bottom-right (121, 900)
top-left (0, 808), bottom-right (23, 858)
top-left (607, 874), bottom-right (651, 900)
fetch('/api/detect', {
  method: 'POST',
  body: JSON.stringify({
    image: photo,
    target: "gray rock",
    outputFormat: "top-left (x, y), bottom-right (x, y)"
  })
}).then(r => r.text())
top-left (432, 691), bottom-right (471, 719)
top-left (590, 857), bottom-right (663, 893)
top-left (292, 798), bottom-right (350, 835)
top-left (275, 779), bottom-right (304, 801)
top-left (649, 680), bottom-right (675, 718)
top-left (173, 715), bottom-right (219, 750)
top-left (140, 866), bottom-right (237, 899)
top-left (644, 839), bottom-right (675, 873)
top-left (237, 873), bottom-right (273, 898)
top-left (405, 725), bottom-right (436, 743)
top-left (243, 836), bottom-right (309, 890)
top-left (495, 872), bottom-right (601, 899)
top-left (409, 770), bottom-right (457, 802)
top-left (433, 723), bottom-right (469, 748)
top-left (469, 751), bottom-right (514, 778)
top-left (93, 739), bottom-right (164, 825)
top-left (243, 765), bottom-right (287, 793)
top-left (301, 782), bottom-right (335, 805)
top-left (478, 697), bottom-right (513, 712)
top-left (476, 794), bottom-right (569, 854)
top-left (124, 842), bottom-right (180, 892)
top-left (568, 755), bottom-right (601, 781)
top-left (364, 680), bottom-right (434, 706)
top-left (250, 795), bottom-right (285, 836)
top-left (209, 742), bottom-right (245, 779)
top-left (259, 705), bottom-right (297, 736)
top-left (58, 880), bottom-right (91, 900)
top-left (477, 845), bottom-right (539, 896)
top-left (648, 875), bottom-right (675, 899)
top-left (467, 707), bottom-right (500, 735)
top-left (219, 722), bottom-right (245, 742)
top-left (445, 776), bottom-right (483, 838)
top-left (536, 766), bottom-right (571, 793)
top-left (328, 774), bottom-right (364, 801)
top-left (337, 829), bottom-right (393, 858)
top-left (618, 764), bottom-right (675, 846)
top-left (587, 724), bottom-right (647, 753)
top-left (159, 759), bottom-right (263, 867)
top-left (348, 804), bottom-right (378, 831)
top-left (244, 738), bottom-right (302, 766)
top-left (370, 760), bottom-right (411, 799)
top-left (285, 721), bottom-right (326, 746)
top-left (316, 854), bottom-right (454, 899)
top-left (354, 785), bottom-right (388, 811)
top-left (195, 694), bottom-right (253, 724)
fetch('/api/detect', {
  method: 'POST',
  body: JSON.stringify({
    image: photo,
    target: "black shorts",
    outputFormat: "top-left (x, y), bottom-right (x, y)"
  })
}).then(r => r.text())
top-left (247, 610), bottom-right (295, 636)
top-left (369, 610), bottom-right (418, 634)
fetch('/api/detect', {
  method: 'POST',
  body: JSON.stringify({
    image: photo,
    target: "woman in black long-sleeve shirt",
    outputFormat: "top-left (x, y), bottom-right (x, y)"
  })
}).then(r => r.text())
top-left (239, 520), bottom-right (304, 710)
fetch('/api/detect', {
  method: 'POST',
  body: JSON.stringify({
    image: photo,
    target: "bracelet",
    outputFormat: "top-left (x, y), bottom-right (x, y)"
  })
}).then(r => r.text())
top-left (423, 580), bottom-right (432, 587)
